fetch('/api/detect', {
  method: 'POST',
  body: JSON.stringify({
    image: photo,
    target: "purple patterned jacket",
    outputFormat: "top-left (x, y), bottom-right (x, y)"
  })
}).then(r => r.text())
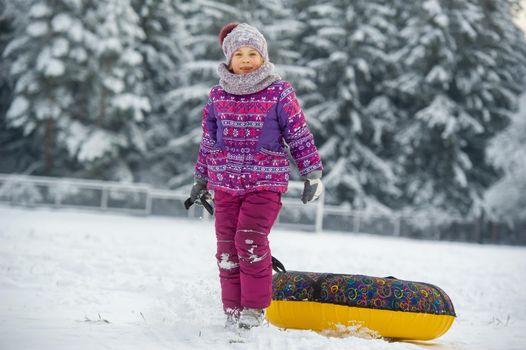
top-left (194, 80), bottom-right (323, 195)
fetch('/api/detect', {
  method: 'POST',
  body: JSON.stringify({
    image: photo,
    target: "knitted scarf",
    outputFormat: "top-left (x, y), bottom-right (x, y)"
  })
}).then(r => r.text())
top-left (217, 61), bottom-right (282, 95)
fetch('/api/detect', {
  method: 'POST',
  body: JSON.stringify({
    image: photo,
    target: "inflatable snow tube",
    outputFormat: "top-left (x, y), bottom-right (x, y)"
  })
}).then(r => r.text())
top-left (266, 271), bottom-right (455, 340)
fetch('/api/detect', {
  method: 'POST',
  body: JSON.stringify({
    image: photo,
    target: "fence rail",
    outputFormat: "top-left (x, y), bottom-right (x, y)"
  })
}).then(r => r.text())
top-left (0, 174), bottom-right (324, 231)
top-left (0, 174), bottom-right (522, 244)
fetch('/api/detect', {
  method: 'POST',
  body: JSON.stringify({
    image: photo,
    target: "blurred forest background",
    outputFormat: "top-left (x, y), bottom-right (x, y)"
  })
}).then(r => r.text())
top-left (1, 0), bottom-right (526, 241)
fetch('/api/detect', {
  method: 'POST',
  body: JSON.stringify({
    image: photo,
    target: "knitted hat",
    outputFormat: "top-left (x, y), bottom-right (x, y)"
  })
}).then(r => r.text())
top-left (219, 23), bottom-right (269, 64)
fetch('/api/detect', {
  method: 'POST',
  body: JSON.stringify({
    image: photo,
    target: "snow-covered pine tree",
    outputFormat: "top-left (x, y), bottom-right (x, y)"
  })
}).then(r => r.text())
top-left (0, 0), bottom-right (14, 120)
top-left (486, 90), bottom-right (526, 222)
top-left (230, 0), bottom-right (306, 84)
top-left (147, 0), bottom-right (220, 188)
top-left (392, 0), bottom-right (526, 216)
top-left (290, 0), bottom-right (401, 210)
top-left (469, 0), bottom-right (526, 215)
top-left (77, 0), bottom-right (150, 181)
top-left (2, 0), bottom-right (89, 176)
top-left (129, 0), bottom-right (191, 187)
top-left (0, 0), bottom-right (19, 173)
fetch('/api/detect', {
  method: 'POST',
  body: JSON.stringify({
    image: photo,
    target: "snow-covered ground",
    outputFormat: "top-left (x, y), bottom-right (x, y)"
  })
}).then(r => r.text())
top-left (0, 206), bottom-right (525, 350)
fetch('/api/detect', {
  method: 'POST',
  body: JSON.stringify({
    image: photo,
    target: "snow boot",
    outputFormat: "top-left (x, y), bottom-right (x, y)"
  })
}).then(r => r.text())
top-left (224, 308), bottom-right (240, 331)
top-left (238, 308), bottom-right (265, 329)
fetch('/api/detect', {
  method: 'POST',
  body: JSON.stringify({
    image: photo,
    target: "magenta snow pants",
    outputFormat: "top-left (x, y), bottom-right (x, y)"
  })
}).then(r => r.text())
top-left (214, 190), bottom-right (282, 313)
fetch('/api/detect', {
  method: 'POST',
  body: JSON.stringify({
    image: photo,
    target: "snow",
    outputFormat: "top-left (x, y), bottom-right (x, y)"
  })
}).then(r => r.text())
top-left (415, 94), bottom-right (456, 138)
top-left (112, 94), bottom-right (151, 122)
top-left (68, 21), bottom-right (84, 43)
top-left (2, 37), bottom-right (29, 59)
top-left (98, 38), bottom-right (122, 55)
top-left (35, 100), bottom-right (60, 120)
top-left (77, 131), bottom-right (123, 162)
top-left (309, 4), bottom-right (341, 17)
top-left (51, 14), bottom-right (73, 33)
top-left (37, 48), bottom-right (65, 77)
top-left (218, 253), bottom-right (238, 270)
top-left (453, 164), bottom-right (468, 188)
top-left (355, 58), bottom-right (371, 79)
top-left (29, 3), bottom-right (52, 18)
top-left (70, 47), bottom-right (88, 63)
top-left (52, 38), bottom-right (69, 58)
top-left (1, 206), bottom-right (525, 350)
top-left (425, 65), bottom-right (450, 85)
top-left (64, 121), bottom-right (88, 158)
top-left (422, 0), bottom-right (442, 17)
top-left (318, 27), bottom-right (347, 37)
top-left (122, 49), bottom-right (143, 66)
top-left (485, 91), bottom-right (526, 220)
top-left (26, 21), bottom-right (49, 37)
top-left (44, 59), bottom-right (65, 77)
top-left (6, 96), bottom-right (29, 120)
top-left (103, 76), bottom-right (125, 94)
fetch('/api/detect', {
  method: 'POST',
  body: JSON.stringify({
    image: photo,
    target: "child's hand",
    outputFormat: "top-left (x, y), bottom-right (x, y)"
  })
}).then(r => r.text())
top-left (185, 178), bottom-right (213, 215)
top-left (190, 179), bottom-right (208, 202)
top-left (301, 178), bottom-right (323, 204)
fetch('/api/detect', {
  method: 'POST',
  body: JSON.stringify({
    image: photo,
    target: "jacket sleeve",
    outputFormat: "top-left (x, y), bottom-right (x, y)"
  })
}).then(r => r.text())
top-left (194, 93), bottom-right (217, 182)
top-left (277, 82), bottom-right (323, 178)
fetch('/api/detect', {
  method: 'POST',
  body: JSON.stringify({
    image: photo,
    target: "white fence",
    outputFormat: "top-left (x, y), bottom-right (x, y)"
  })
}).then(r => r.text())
top-left (0, 174), bottom-right (326, 232)
top-left (0, 174), bottom-right (452, 239)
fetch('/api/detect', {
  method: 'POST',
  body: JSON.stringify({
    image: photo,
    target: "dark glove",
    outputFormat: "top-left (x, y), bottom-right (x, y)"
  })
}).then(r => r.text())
top-left (190, 179), bottom-right (208, 202)
top-left (185, 178), bottom-right (214, 215)
top-left (301, 177), bottom-right (323, 204)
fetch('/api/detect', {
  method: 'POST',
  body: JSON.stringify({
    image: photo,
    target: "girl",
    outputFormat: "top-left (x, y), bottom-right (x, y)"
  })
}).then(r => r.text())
top-left (190, 23), bottom-right (324, 330)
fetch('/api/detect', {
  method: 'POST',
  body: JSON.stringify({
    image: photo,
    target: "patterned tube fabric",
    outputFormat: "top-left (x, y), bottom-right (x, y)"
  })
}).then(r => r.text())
top-left (272, 271), bottom-right (456, 316)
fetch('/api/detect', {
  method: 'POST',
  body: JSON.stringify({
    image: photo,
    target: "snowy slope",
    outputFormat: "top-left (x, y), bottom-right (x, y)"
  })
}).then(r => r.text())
top-left (0, 206), bottom-right (525, 350)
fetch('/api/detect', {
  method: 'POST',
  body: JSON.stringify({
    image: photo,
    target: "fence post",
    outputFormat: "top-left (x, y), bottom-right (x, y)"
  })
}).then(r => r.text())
top-left (353, 211), bottom-right (360, 233)
top-left (144, 190), bottom-right (152, 215)
top-left (315, 191), bottom-right (324, 233)
top-left (393, 214), bottom-right (401, 236)
top-left (9, 179), bottom-right (14, 204)
top-left (101, 186), bottom-right (108, 210)
top-left (54, 185), bottom-right (61, 207)
top-left (432, 216), bottom-right (441, 240)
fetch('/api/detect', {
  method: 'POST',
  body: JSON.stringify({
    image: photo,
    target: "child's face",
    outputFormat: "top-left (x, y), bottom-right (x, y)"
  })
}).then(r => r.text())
top-left (229, 47), bottom-right (264, 75)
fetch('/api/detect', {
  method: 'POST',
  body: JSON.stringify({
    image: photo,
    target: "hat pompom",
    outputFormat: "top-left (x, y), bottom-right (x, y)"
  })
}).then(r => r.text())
top-left (219, 22), bottom-right (239, 46)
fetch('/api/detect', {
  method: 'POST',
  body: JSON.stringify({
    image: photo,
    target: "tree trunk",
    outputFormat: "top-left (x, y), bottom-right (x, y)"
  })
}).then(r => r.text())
top-left (44, 117), bottom-right (54, 174)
